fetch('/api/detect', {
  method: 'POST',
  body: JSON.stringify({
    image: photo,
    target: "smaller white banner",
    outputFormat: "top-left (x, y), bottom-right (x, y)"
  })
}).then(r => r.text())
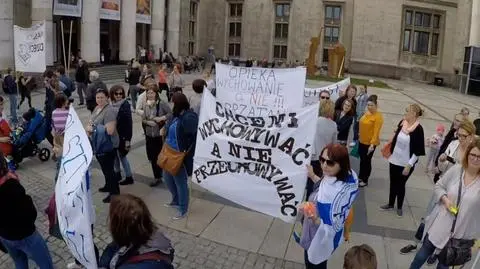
top-left (53, 0), bottom-right (83, 17)
top-left (100, 0), bottom-right (121, 21)
top-left (193, 91), bottom-right (319, 222)
top-left (304, 77), bottom-right (351, 106)
top-left (215, 63), bottom-right (307, 117)
top-left (55, 106), bottom-right (97, 269)
top-left (14, 22), bottom-right (46, 73)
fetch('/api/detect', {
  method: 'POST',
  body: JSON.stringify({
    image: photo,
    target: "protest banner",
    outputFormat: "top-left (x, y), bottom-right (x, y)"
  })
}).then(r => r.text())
top-left (193, 90), bottom-right (319, 222)
top-left (55, 106), bottom-right (97, 269)
top-left (303, 77), bottom-right (351, 106)
top-left (215, 63), bottom-right (307, 117)
top-left (14, 22), bottom-right (46, 73)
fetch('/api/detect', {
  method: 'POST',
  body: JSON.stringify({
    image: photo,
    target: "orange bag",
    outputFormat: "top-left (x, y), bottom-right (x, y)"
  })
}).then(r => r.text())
top-left (381, 140), bottom-right (392, 159)
top-left (157, 144), bottom-right (187, 176)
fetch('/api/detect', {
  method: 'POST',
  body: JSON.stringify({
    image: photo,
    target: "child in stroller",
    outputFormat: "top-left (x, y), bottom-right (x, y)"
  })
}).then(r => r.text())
top-left (11, 108), bottom-right (51, 166)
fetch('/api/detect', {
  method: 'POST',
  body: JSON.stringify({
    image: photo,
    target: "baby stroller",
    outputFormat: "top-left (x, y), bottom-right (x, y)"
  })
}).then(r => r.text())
top-left (11, 108), bottom-right (51, 167)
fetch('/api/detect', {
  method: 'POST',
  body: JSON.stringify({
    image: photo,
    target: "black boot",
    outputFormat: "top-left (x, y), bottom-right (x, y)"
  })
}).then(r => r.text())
top-left (98, 186), bottom-right (109, 193)
top-left (119, 176), bottom-right (134, 185)
top-left (149, 178), bottom-right (161, 187)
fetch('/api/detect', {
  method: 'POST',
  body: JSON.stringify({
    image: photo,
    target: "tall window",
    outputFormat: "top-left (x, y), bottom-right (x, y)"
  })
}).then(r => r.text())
top-left (273, 3), bottom-right (290, 59)
top-left (324, 5), bottom-right (341, 45)
top-left (188, 0), bottom-right (198, 55)
top-left (227, 2), bottom-right (243, 57)
top-left (402, 9), bottom-right (442, 56)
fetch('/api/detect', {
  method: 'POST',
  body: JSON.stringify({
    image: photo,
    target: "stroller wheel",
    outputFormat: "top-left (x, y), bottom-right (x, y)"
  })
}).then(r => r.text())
top-left (38, 148), bottom-right (50, 162)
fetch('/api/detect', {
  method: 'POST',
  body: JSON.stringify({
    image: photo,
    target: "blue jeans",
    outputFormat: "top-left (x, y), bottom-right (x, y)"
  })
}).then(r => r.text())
top-left (8, 94), bottom-right (17, 125)
top-left (0, 230), bottom-right (54, 269)
top-left (410, 234), bottom-right (448, 269)
top-left (114, 150), bottom-right (133, 178)
top-left (163, 166), bottom-right (189, 215)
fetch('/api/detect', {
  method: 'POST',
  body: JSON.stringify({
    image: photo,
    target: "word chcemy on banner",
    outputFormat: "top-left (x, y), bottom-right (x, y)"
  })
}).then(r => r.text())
top-left (215, 63), bottom-right (307, 117)
top-left (55, 106), bottom-right (97, 269)
top-left (303, 77), bottom-right (351, 106)
top-left (13, 21), bottom-right (47, 73)
top-left (193, 90), bottom-right (319, 222)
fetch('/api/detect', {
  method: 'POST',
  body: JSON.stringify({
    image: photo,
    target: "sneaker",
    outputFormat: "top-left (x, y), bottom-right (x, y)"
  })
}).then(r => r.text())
top-left (349, 142), bottom-right (356, 147)
top-left (67, 262), bottom-right (82, 269)
top-left (426, 255), bottom-right (437, 265)
top-left (172, 212), bottom-right (187, 220)
top-left (380, 204), bottom-right (394, 211)
top-left (149, 178), bottom-right (161, 187)
top-left (359, 182), bottom-right (368, 188)
top-left (119, 177), bottom-right (134, 186)
top-left (163, 203), bottom-right (179, 209)
top-left (397, 209), bottom-right (403, 217)
top-left (399, 244), bottom-right (417, 254)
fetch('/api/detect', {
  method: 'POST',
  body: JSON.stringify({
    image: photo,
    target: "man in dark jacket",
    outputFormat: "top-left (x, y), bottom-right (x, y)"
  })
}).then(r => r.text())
top-left (75, 60), bottom-right (89, 105)
top-left (0, 157), bottom-right (54, 268)
top-left (56, 65), bottom-right (75, 98)
top-left (85, 71), bottom-right (108, 112)
top-left (3, 68), bottom-right (18, 126)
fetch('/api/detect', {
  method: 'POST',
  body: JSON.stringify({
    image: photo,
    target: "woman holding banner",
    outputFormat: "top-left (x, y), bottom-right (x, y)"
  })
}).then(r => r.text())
top-left (301, 144), bottom-right (358, 269)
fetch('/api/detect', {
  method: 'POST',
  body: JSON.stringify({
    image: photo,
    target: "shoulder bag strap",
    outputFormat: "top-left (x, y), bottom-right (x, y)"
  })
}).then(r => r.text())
top-left (450, 169), bottom-right (464, 234)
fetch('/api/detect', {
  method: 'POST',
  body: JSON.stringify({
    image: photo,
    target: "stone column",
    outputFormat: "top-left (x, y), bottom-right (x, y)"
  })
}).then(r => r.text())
top-left (150, 0), bottom-right (165, 60)
top-left (0, 0), bottom-right (14, 69)
top-left (470, 0), bottom-right (480, 46)
top-left (119, 0), bottom-right (136, 62)
top-left (167, 0), bottom-right (181, 56)
top-left (81, 0), bottom-right (100, 63)
top-left (32, 0), bottom-right (54, 66)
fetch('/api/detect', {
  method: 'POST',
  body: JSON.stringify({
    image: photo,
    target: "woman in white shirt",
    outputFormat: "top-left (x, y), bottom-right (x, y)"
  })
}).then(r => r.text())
top-left (437, 120), bottom-right (476, 173)
top-left (380, 104), bottom-right (425, 217)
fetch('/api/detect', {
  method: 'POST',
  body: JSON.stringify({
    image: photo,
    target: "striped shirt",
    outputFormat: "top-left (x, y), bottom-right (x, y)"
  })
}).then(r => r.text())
top-left (52, 108), bottom-right (69, 135)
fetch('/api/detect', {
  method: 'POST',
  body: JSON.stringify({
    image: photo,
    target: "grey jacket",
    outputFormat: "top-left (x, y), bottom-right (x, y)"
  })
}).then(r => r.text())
top-left (86, 79), bottom-right (108, 102)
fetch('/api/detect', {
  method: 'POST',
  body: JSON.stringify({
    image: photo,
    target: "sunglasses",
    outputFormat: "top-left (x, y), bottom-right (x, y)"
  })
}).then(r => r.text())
top-left (114, 92), bottom-right (124, 96)
top-left (320, 96), bottom-right (330, 100)
top-left (320, 157), bottom-right (336, 167)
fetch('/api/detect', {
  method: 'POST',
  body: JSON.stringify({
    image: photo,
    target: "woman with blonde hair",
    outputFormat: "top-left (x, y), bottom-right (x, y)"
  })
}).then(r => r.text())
top-left (380, 104), bottom-right (425, 217)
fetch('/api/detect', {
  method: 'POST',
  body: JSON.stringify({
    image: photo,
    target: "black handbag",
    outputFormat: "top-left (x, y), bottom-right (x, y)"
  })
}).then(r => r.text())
top-left (437, 170), bottom-right (475, 266)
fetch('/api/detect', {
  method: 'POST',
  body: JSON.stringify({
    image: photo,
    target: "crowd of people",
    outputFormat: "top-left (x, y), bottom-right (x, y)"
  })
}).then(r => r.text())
top-left (0, 59), bottom-right (479, 269)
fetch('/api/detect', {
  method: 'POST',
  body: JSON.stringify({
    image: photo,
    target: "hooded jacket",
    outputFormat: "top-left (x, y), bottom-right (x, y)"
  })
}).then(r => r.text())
top-left (99, 230), bottom-right (174, 269)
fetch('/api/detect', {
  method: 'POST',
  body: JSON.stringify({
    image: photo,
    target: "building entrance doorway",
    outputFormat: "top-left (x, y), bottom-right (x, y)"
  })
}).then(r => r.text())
top-left (100, 20), bottom-right (120, 64)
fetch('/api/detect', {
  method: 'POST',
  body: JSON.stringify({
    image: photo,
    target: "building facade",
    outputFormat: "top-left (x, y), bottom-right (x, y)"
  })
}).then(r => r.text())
top-left (0, 0), bottom-right (199, 68)
top-left (196, 0), bottom-right (480, 84)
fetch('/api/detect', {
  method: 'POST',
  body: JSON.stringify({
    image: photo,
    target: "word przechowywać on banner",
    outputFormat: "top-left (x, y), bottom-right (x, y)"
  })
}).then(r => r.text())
top-left (215, 63), bottom-right (307, 117)
top-left (14, 22), bottom-right (46, 73)
top-left (303, 77), bottom-right (351, 106)
top-left (55, 106), bottom-right (97, 269)
top-left (193, 90), bottom-right (319, 223)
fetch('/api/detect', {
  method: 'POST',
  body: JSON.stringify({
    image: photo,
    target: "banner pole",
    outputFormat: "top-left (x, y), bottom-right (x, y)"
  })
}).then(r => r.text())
top-left (67, 20), bottom-right (73, 73)
top-left (60, 20), bottom-right (67, 71)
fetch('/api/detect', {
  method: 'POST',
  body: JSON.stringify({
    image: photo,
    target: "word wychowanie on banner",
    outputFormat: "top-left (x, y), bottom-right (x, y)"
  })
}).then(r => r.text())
top-left (303, 77), bottom-right (351, 106)
top-left (193, 90), bottom-right (319, 222)
top-left (215, 63), bottom-right (307, 117)
top-left (55, 106), bottom-right (97, 269)
top-left (14, 21), bottom-right (47, 73)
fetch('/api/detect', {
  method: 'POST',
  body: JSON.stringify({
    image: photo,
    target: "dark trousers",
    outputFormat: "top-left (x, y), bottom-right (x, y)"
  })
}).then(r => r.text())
top-left (306, 160), bottom-right (321, 199)
top-left (388, 163), bottom-right (414, 209)
top-left (146, 136), bottom-right (163, 179)
top-left (96, 150), bottom-right (120, 196)
top-left (353, 118), bottom-right (360, 141)
top-left (358, 143), bottom-right (376, 183)
top-left (304, 251), bottom-right (327, 269)
top-left (19, 90), bottom-right (32, 109)
top-left (433, 172), bottom-right (441, 183)
top-left (158, 83), bottom-right (170, 101)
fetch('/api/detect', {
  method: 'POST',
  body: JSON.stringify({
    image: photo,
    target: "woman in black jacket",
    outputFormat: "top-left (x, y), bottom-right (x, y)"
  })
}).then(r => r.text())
top-left (334, 84), bottom-right (357, 112)
top-left (110, 85), bottom-right (134, 185)
top-left (380, 104), bottom-right (425, 217)
top-left (0, 152), bottom-right (54, 268)
top-left (334, 99), bottom-right (355, 146)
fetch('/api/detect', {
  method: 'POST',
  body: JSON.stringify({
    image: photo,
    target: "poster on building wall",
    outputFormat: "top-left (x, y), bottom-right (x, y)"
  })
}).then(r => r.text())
top-left (193, 90), bottom-right (318, 223)
top-left (100, 0), bottom-right (121, 21)
top-left (215, 63), bottom-right (307, 117)
top-left (14, 22), bottom-right (46, 73)
top-left (53, 0), bottom-right (83, 17)
top-left (136, 0), bottom-right (152, 24)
